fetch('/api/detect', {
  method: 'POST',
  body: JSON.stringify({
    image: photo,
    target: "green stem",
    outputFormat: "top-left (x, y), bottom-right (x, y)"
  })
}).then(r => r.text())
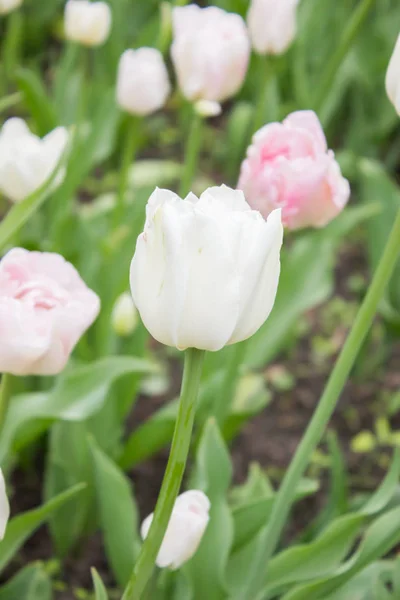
top-left (2, 9), bottom-right (23, 90)
top-left (114, 116), bottom-right (139, 227)
top-left (0, 374), bottom-right (13, 436)
top-left (0, 91), bottom-right (21, 114)
top-left (253, 55), bottom-right (273, 133)
top-left (215, 340), bottom-right (248, 426)
top-left (313, 0), bottom-right (376, 113)
top-left (122, 348), bottom-right (205, 600)
top-left (246, 206), bottom-right (400, 600)
top-left (179, 109), bottom-right (203, 198)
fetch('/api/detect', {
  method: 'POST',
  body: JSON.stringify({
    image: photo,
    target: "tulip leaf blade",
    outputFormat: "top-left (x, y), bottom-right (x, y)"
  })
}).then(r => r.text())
top-left (91, 568), bottom-right (110, 600)
top-left (89, 436), bottom-right (140, 587)
top-left (0, 564), bottom-right (52, 600)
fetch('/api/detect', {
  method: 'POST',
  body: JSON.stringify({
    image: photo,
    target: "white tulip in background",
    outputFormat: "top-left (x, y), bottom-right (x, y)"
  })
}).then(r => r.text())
top-left (247, 0), bottom-right (300, 55)
top-left (116, 48), bottom-right (171, 116)
top-left (141, 491), bottom-right (210, 569)
top-left (64, 0), bottom-right (112, 47)
top-left (0, 118), bottom-right (68, 203)
top-left (171, 4), bottom-right (250, 103)
top-left (111, 292), bottom-right (138, 337)
top-left (130, 185), bottom-right (283, 351)
top-left (0, 0), bottom-right (22, 15)
top-left (386, 33), bottom-right (400, 115)
top-left (0, 470), bottom-right (9, 540)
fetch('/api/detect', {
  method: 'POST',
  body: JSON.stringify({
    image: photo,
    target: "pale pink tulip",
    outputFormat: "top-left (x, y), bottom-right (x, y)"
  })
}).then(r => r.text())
top-left (0, 248), bottom-right (100, 375)
top-left (238, 111), bottom-right (350, 230)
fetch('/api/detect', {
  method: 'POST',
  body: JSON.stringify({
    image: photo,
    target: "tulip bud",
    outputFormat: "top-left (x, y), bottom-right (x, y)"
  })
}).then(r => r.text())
top-left (116, 48), bottom-right (171, 116)
top-left (141, 490), bottom-right (210, 569)
top-left (130, 185), bottom-right (283, 351)
top-left (247, 0), bottom-right (299, 55)
top-left (0, 0), bottom-right (22, 15)
top-left (64, 0), bottom-right (112, 47)
top-left (0, 469), bottom-right (9, 540)
top-left (194, 100), bottom-right (222, 118)
top-left (386, 34), bottom-right (400, 115)
top-left (238, 110), bottom-right (350, 230)
top-left (0, 118), bottom-right (68, 203)
top-left (111, 292), bottom-right (138, 337)
top-left (171, 4), bottom-right (250, 103)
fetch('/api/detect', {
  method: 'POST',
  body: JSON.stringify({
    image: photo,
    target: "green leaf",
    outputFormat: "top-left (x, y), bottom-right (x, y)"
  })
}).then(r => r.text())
top-left (324, 562), bottom-right (393, 600)
top-left (16, 68), bottom-right (57, 134)
top-left (0, 564), bottom-right (52, 600)
top-left (0, 356), bottom-right (155, 462)
top-left (0, 484), bottom-right (85, 574)
top-left (91, 568), bottom-right (109, 600)
top-left (283, 505), bottom-right (400, 600)
top-left (0, 138), bottom-right (70, 252)
top-left (89, 436), bottom-right (140, 587)
top-left (185, 419), bottom-right (233, 600)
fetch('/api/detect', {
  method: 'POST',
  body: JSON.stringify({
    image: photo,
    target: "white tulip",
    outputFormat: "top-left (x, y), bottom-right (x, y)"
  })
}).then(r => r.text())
top-left (0, 0), bottom-right (22, 15)
top-left (171, 4), bottom-right (250, 103)
top-left (130, 185), bottom-right (283, 351)
top-left (141, 490), bottom-right (210, 569)
top-left (247, 0), bottom-right (300, 55)
top-left (116, 48), bottom-right (171, 116)
top-left (64, 0), bottom-right (111, 47)
top-left (0, 469), bottom-right (9, 540)
top-left (386, 34), bottom-right (400, 115)
top-left (111, 292), bottom-right (138, 337)
top-left (0, 118), bottom-right (68, 203)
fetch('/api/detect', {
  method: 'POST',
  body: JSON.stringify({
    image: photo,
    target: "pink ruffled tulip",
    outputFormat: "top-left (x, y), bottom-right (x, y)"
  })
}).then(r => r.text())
top-left (0, 249), bottom-right (100, 376)
top-left (238, 111), bottom-right (350, 230)
top-left (171, 4), bottom-right (250, 103)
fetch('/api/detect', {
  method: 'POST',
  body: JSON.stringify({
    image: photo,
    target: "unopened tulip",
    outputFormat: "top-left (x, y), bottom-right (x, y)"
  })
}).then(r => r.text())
top-left (247, 0), bottom-right (299, 55)
top-left (64, 0), bottom-right (111, 47)
top-left (386, 34), bottom-right (400, 115)
top-left (0, 0), bottom-right (22, 15)
top-left (0, 469), bottom-right (9, 540)
top-left (116, 48), bottom-right (171, 116)
top-left (141, 490), bottom-right (210, 569)
top-left (130, 185), bottom-right (283, 351)
top-left (0, 248), bottom-right (100, 375)
top-left (238, 111), bottom-right (350, 230)
top-left (111, 292), bottom-right (138, 337)
top-left (0, 118), bottom-right (68, 203)
top-left (171, 4), bottom-right (250, 103)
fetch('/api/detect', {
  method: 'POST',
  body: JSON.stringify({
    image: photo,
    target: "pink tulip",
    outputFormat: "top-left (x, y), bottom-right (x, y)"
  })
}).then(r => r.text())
top-left (238, 111), bottom-right (350, 230)
top-left (0, 248), bottom-right (100, 375)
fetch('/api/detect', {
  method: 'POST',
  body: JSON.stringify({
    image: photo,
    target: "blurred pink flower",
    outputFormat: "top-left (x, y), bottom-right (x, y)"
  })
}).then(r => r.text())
top-left (238, 111), bottom-right (350, 230)
top-left (171, 4), bottom-right (250, 103)
top-left (0, 248), bottom-right (100, 376)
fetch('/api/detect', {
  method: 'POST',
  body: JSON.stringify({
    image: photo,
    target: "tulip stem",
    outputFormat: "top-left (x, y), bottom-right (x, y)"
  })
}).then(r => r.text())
top-left (253, 55), bottom-right (274, 133)
top-left (244, 206), bottom-right (400, 600)
top-left (0, 374), bottom-right (13, 437)
top-left (179, 109), bottom-right (203, 198)
top-left (122, 348), bottom-right (205, 600)
top-left (2, 9), bottom-right (23, 91)
top-left (313, 0), bottom-right (376, 114)
top-left (114, 115), bottom-right (140, 227)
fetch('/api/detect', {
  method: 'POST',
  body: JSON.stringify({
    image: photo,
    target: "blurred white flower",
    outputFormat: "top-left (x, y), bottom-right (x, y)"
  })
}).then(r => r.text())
top-left (171, 4), bottom-right (250, 103)
top-left (111, 292), bottom-right (138, 337)
top-left (141, 490), bottom-right (210, 569)
top-left (116, 48), bottom-right (171, 116)
top-left (130, 185), bottom-right (283, 351)
top-left (386, 33), bottom-right (400, 115)
top-left (0, 469), bottom-right (9, 540)
top-left (247, 0), bottom-right (299, 55)
top-left (0, 118), bottom-right (68, 203)
top-left (0, 0), bottom-right (22, 15)
top-left (64, 0), bottom-right (112, 47)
